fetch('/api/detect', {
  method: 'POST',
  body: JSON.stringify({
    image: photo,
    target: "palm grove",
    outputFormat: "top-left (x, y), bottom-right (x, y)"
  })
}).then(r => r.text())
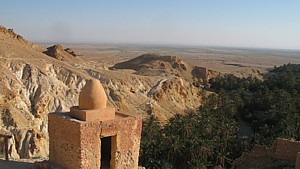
top-left (139, 64), bottom-right (300, 169)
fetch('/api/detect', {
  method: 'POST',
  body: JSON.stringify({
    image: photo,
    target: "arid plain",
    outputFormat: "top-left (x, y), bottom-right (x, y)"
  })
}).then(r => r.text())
top-left (52, 43), bottom-right (300, 78)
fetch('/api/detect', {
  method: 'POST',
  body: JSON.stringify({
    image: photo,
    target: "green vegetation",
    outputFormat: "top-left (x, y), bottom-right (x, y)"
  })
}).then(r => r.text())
top-left (139, 64), bottom-right (300, 169)
top-left (210, 63), bottom-right (300, 145)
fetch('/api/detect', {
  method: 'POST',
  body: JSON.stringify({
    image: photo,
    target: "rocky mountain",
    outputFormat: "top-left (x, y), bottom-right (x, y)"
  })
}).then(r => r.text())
top-left (0, 25), bottom-right (211, 159)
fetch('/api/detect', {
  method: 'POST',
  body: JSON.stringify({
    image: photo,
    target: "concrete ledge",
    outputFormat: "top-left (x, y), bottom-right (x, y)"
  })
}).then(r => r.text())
top-left (69, 106), bottom-right (115, 121)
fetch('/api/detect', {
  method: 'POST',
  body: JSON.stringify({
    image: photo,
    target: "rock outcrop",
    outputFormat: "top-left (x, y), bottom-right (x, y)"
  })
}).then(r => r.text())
top-left (112, 54), bottom-right (187, 71)
top-left (64, 48), bottom-right (77, 57)
top-left (146, 77), bottom-right (201, 120)
top-left (192, 66), bottom-right (219, 80)
top-left (0, 26), bottom-right (32, 47)
top-left (43, 44), bottom-right (78, 61)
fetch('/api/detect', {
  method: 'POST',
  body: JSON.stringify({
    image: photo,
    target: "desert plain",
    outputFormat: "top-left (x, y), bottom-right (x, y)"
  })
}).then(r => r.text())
top-left (47, 43), bottom-right (300, 77)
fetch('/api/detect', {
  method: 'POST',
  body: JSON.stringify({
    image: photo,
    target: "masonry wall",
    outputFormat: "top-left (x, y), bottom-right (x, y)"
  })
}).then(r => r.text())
top-left (48, 113), bottom-right (82, 168)
top-left (49, 112), bottom-right (142, 169)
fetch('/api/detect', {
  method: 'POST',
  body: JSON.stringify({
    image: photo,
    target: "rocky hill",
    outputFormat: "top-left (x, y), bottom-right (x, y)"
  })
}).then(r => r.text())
top-left (112, 54), bottom-right (191, 77)
top-left (0, 25), bottom-right (34, 47)
top-left (107, 54), bottom-right (206, 120)
top-left (0, 25), bottom-right (210, 159)
top-left (111, 53), bottom-right (218, 82)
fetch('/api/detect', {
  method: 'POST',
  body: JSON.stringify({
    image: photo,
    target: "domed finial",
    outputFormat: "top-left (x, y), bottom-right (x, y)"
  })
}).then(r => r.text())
top-left (79, 79), bottom-right (107, 110)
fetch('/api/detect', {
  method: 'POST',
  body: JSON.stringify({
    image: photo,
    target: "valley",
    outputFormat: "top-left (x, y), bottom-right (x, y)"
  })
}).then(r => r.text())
top-left (1, 25), bottom-right (300, 168)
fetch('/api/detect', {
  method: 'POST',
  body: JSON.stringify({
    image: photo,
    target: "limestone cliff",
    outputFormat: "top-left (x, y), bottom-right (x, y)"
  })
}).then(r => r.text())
top-left (0, 25), bottom-right (89, 159)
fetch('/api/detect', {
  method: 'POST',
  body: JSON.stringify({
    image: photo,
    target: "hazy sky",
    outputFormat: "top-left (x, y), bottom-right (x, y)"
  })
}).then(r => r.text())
top-left (1, 0), bottom-right (300, 49)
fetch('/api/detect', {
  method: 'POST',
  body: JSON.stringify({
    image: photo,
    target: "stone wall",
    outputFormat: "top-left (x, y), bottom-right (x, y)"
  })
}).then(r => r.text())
top-left (49, 112), bottom-right (142, 169)
top-left (48, 113), bottom-right (82, 169)
top-left (295, 152), bottom-right (300, 169)
top-left (273, 138), bottom-right (300, 161)
top-left (233, 138), bottom-right (300, 168)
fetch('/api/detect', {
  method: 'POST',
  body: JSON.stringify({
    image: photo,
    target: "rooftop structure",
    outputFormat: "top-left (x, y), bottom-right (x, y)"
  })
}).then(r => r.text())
top-left (48, 79), bottom-right (142, 169)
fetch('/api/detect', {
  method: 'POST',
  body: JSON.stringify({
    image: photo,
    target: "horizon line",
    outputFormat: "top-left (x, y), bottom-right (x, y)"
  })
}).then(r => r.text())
top-left (34, 41), bottom-right (300, 52)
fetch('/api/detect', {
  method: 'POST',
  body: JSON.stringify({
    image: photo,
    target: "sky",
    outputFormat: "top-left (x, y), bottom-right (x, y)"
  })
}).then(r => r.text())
top-left (1, 0), bottom-right (300, 49)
